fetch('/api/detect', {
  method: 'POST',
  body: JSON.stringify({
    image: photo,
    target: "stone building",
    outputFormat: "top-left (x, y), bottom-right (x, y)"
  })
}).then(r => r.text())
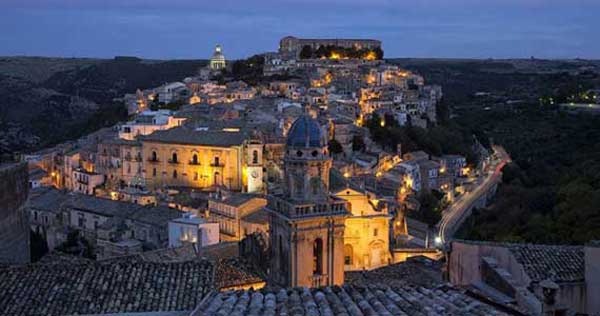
top-left (0, 163), bottom-right (30, 264)
top-left (140, 126), bottom-right (264, 193)
top-left (279, 36), bottom-right (381, 57)
top-left (449, 240), bottom-right (600, 315)
top-left (333, 187), bottom-right (392, 271)
top-left (267, 115), bottom-right (349, 288)
top-left (207, 192), bottom-right (267, 240)
top-left (210, 44), bottom-right (226, 71)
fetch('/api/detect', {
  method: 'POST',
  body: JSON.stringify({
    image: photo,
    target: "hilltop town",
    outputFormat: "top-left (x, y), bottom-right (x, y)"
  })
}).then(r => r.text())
top-left (1, 37), bottom-right (599, 316)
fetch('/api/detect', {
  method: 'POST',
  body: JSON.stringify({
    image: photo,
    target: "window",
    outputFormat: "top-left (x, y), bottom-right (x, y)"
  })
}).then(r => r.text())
top-left (344, 244), bottom-right (353, 265)
top-left (173, 170), bottom-right (178, 179)
top-left (252, 150), bottom-right (259, 164)
top-left (313, 238), bottom-right (323, 275)
top-left (152, 168), bottom-right (157, 176)
top-left (78, 213), bottom-right (85, 228)
top-left (171, 152), bottom-right (178, 163)
top-left (213, 156), bottom-right (220, 166)
top-left (151, 151), bottom-right (157, 161)
top-left (373, 228), bottom-right (379, 237)
top-left (194, 172), bottom-right (199, 181)
top-left (192, 154), bottom-right (199, 165)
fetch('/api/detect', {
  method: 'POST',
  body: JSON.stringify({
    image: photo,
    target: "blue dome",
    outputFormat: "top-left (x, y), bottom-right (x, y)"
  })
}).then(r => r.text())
top-left (286, 115), bottom-right (326, 148)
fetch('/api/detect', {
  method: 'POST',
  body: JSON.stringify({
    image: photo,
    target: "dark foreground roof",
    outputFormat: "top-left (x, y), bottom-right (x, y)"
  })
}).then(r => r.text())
top-left (0, 259), bottom-right (213, 316)
top-left (508, 244), bottom-right (584, 283)
top-left (193, 283), bottom-right (510, 316)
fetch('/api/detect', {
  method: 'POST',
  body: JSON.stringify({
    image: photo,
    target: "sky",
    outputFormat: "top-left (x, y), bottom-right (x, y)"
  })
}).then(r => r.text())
top-left (0, 0), bottom-right (598, 60)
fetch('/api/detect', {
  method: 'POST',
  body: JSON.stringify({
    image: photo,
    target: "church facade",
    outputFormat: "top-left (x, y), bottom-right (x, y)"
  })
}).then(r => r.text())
top-left (333, 187), bottom-right (392, 271)
top-left (267, 116), bottom-right (349, 288)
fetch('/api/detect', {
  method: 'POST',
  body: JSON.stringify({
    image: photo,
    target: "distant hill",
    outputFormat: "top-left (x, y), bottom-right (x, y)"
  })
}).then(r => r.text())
top-left (0, 57), bottom-right (207, 155)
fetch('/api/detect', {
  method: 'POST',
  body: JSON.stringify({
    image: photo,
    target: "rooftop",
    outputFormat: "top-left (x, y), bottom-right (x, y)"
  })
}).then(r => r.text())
top-left (193, 282), bottom-right (510, 316)
top-left (508, 244), bottom-right (584, 283)
top-left (142, 126), bottom-right (249, 147)
top-left (0, 258), bottom-right (213, 316)
top-left (286, 115), bottom-right (327, 148)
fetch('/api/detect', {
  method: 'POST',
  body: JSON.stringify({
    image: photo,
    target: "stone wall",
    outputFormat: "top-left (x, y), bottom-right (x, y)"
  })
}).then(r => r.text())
top-left (0, 163), bottom-right (30, 264)
top-left (585, 242), bottom-right (600, 315)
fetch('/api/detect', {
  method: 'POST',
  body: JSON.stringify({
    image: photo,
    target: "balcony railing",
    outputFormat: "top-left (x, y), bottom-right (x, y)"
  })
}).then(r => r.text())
top-left (267, 195), bottom-right (347, 218)
top-left (210, 162), bottom-right (225, 167)
top-left (189, 160), bottom-right (201, 165)
top-left (147, 158), bottom-right (160, 163)
top-left (168, 159), bottom-right (179, 164)
top-left (125, 155), bottom-right (142, 162)
top-left (309, 274), bottom-right (328, 288)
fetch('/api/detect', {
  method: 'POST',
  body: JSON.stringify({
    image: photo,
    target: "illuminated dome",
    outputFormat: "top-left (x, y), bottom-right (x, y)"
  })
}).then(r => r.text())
top-left (286, 115), bottom-right (326, 148)
top-left (210, 44), bottom-right (226, 70)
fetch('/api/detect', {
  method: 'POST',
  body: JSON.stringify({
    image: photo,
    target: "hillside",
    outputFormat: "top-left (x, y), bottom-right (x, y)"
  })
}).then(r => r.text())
top-left (387, 58), bottom-right (600, 244)
top-left (0, 57), bottom-right (207, 156)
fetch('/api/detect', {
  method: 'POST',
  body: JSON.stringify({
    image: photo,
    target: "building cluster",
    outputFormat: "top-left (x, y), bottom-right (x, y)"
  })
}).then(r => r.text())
top-left (3, 36), bottom-right (599, 316)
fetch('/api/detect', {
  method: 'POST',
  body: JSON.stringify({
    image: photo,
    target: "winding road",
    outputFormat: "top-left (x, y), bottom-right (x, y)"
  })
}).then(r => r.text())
top-left (437, 145), bottom-right (511, 244)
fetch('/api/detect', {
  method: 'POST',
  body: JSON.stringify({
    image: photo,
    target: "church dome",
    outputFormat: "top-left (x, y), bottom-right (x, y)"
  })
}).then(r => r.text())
top-left (212, 45), bottom-right (225, 61)
top-left (286, 115), bottom-right (326, 148)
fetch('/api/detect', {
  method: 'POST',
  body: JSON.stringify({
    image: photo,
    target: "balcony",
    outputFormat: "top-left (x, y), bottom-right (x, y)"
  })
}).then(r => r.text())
top-left (309, 274), bottom-right (328, 288)
top-left (189, 160), bottom-right (201, 166)
top-left (147, 158), bottom-right (160, 164)
top-left (210, 162), bottom-right (225, 168)
top-left (125, 155), bottom-right (142, 162)
top-left (168, 159), bottom-right (180, 164)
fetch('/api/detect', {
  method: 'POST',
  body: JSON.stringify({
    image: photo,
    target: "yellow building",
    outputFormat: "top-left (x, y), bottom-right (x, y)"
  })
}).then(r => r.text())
top-left (141, 126), bottom-right (263, 193)
top-left (334, 187), bottom-right (392, 271)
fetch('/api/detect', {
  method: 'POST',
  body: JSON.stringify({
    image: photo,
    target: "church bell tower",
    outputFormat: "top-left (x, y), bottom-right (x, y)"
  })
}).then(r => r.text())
top-left (268, 115), bottom-right (349, 287)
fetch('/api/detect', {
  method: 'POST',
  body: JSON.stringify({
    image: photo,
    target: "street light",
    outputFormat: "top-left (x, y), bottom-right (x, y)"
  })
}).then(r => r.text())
top-left (434, 236), bottom-right (442, 245)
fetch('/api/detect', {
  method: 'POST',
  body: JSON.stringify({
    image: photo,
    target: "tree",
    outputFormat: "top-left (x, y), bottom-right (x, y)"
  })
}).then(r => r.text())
top-left (329, 139), bottom-right (343, 155)
top-left (352, 135), bottom-right (365, 152)
top-left (373, 47), bottom-right (384, 60)
top-left (299, 45), bottom-right (313, 59)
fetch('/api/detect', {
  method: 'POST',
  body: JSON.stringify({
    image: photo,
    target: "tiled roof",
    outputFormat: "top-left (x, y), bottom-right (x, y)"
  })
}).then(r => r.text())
top-left (508, 244), bottom-right (584, 283)
top-left (214, 258), bottom-right (265, 290)
top-left (241, 209), bottom-right (269, 225)
top-left (142, 126), bottom-right (248, 146)
top-left (26, 187), bottom-right (70, 213)
top-left (0, 259), bottom-right (214, 316)
top-left (193, 283), bottom-right (510, 316)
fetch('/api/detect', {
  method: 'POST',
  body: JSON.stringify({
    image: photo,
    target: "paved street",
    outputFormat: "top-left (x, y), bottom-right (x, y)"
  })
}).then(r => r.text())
top-left (437, 145), bottom-right (511, 244)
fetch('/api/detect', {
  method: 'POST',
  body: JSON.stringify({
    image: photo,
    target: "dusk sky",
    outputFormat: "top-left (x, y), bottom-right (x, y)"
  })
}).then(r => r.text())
top-left (1, 0), bottom-right (598, 60)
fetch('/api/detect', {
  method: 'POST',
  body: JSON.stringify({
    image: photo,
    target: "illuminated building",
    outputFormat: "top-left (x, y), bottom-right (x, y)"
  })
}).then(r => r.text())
top-left (268, 115), bottom-right (349, 287)
top-left (333, 187), bottom-right (392, 270)
top-left (209, 44), bottom-right (226, 70)
top-left (140, 126), bottom-right (264, 193)
top-left (207, 192), bottom-right (267, 240)
top-left (118, 110), bottom-right (186, 141)
top-left (168, 213), bottom-right (219, 248)
top-left (279, 36), bottom-right (381, 58)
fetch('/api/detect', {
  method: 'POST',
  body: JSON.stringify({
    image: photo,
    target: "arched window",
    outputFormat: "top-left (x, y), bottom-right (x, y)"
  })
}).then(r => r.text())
top-left (151, 151), bottom-right (157, 161)
top-left (313, 238), bottom-right (323, 275)
top-left (213, 156), bottom-right (220, 166)
top-left (192, 154), bottom-right (198, 165)
top-left (344, 244), bottom-right (353, 265)
top-left (252, 150), bottom-right (259, 164)
top-left (171, 152), bottom-right (178, 163)
top-left (173, 170), bottom-right (178, 179)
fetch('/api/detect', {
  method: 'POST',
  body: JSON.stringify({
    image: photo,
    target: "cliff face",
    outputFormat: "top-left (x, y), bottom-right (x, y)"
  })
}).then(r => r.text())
top-left (0, 162), bottom-right (30, 264)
